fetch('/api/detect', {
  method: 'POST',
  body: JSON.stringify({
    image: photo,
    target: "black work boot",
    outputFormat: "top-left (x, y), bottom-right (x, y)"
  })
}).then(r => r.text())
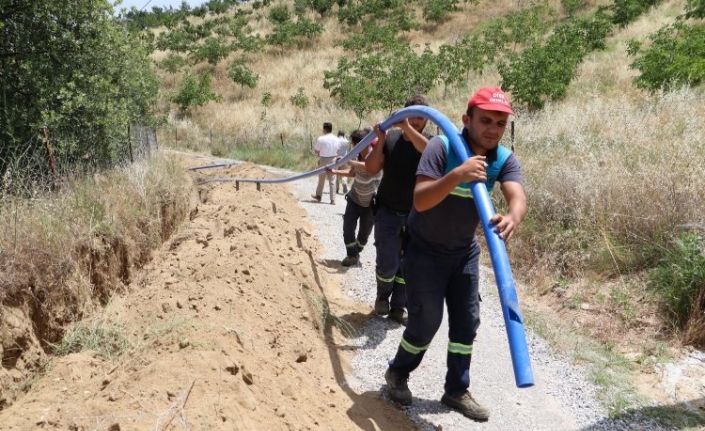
top-left (388, 308), bottom-right (408, 326)
top-left (341, 255), bottom-right (359, 266)
top-left (384, 368), bottom-right (412, 406)
top-left (374, 297), bottom-right (390, 316)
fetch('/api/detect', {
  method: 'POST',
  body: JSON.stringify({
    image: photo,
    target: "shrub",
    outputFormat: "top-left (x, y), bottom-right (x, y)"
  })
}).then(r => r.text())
top-left (610, 0), bottom-right (664, 28)
top-left (290, 87), bottom-right (309, 108)
top-left (171, 71), bottom-right (222, 113)
top-left (627, 23), bottom-right (705, 92)
top-left (228, 58), bottom-right (260, 89)
top-left (650, 233), bottom-right (705, 344)
top-left (499, 12), bottom-right (612, 110)
top-left (423, 0), bottom-right (463, 23)
top-left (189, 36), bottom-right (232, 65)
top-left (269, 4), bottom-right (291, 24)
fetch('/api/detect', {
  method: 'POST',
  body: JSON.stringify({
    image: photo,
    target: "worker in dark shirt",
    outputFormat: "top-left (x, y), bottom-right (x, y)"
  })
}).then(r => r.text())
top-left (365, 95), bottom-right (432, 325)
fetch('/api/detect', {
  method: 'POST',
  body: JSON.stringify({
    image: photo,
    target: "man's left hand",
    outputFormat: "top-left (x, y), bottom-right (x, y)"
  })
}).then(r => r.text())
top-left (489, 213), bottom-right (519, 243)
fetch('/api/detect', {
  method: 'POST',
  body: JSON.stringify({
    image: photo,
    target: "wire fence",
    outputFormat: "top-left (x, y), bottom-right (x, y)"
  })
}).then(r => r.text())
top-left (0, 124), bottom-right (157, 196)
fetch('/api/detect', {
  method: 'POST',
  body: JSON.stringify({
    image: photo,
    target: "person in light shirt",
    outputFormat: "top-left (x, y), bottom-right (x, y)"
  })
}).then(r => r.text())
top-left (311, 122), bottom-right (340, 205)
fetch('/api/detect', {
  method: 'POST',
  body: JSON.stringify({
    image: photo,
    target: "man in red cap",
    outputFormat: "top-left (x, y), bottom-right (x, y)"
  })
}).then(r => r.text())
top-left (383, 86), bottom-right (527, 422)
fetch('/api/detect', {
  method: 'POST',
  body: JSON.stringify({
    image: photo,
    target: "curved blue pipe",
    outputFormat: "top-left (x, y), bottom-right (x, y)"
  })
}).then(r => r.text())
top-left (190, 133), bottom-right (377, 184)
top-left (189, 106), bottom-right (534, 387)
top-left (380, 106), bottom-right (534, 388)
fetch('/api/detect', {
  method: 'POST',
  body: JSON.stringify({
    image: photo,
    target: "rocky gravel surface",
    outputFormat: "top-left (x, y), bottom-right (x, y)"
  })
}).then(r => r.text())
top-left (287, 172), bottom-right (684, 431)
top-left (178, 152), bottom-right (702, 431)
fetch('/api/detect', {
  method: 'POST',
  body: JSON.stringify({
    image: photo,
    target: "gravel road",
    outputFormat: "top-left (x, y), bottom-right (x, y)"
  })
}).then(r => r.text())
top-left (287, 172), bottom-right (675, 431)
top-left (179, 151), bottom-right (677, 431)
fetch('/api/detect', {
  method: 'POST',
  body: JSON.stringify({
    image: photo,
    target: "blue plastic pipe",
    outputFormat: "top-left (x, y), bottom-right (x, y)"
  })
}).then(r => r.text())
top-left (190, 132), bottom-right (377, 184)
top-left (189, 106), bottom-right (534, 387)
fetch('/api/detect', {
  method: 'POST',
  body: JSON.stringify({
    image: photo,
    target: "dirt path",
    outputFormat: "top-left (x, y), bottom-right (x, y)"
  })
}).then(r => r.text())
top-left (0, 159), bottom-right (415, 430)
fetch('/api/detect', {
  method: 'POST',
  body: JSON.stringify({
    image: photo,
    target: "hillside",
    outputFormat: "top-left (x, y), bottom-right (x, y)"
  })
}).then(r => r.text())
top-left (1, 0), bottom-right (705, 428)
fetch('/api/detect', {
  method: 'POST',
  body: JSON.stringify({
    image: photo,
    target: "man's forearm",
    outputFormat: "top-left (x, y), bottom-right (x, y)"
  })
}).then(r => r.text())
top-left (413, 174), bottom-right (459, 212)
top-left (365, 144), bottom-right (384, 174)
top-left (403, 126), bottom-right (429, 153)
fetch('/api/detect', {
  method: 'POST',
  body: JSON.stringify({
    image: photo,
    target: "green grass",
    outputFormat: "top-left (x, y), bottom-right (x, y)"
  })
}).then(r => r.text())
top-left (228, 144), bottom-right (318, 172)
top-left (50, 319), bottom-right (131, 359)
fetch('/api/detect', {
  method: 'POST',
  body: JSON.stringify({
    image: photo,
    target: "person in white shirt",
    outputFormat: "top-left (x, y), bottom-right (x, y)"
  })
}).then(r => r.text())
top-left (311, 122), bottom-right (340, 205)
top-left (335, 130), bottom-right (351, 195)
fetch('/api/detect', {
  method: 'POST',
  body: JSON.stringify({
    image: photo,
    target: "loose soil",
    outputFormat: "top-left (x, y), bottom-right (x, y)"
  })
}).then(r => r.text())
top-left (0, 159), bottom-right (415, 430)
top-left (1, 154), bottom-right (703, 430)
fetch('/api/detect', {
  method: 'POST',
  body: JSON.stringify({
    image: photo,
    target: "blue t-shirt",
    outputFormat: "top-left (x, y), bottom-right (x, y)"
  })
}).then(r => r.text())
top-left (407, 135), bottom-right (522, 256)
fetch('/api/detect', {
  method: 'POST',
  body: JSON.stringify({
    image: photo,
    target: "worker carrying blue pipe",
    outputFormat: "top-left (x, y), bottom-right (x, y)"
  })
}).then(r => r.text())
top-left (383, 86), bottom-right (533, 422)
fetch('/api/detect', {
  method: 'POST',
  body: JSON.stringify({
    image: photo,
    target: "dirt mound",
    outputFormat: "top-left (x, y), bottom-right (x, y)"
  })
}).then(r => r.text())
top-left (0, 161), bottom-right (414, 430)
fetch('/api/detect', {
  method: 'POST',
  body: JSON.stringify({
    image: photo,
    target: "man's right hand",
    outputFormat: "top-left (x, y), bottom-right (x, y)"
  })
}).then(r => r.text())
top-left (453, 155), bottom-right (488, 184)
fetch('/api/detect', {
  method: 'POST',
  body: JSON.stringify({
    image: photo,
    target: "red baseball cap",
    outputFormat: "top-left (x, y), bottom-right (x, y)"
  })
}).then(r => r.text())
top-left (467, 86), bottom-right (514, 115)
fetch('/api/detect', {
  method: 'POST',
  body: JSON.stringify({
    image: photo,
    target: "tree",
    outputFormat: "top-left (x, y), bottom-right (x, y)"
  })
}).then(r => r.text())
top-left (189, 36), bottom-right (233, 65)
top-left (324, 44), bottom-right (440, 117)
top-left (171, 71), bottom-right (222, 113)
top-left (628, 23), bottom-right (705, 91)
top-left (227, 58), bottom-right (260, 89)
top-left (159, 53), bottom-right (187, 74)
top-left (0, 0), bottom-right (160, 179)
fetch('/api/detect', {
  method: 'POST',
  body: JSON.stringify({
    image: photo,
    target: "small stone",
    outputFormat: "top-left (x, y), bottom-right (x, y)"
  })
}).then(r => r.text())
top-left (226, 363), bottom-right (240, 376)
top-left (241, 366), bottom-right (254, 385)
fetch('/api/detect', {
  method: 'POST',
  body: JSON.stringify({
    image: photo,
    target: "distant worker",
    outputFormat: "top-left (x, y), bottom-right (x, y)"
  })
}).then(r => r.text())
top-left (335, 130), bottom-right (351, 195)
top-left (384, 86), bottom-right (527, 422)
top-left (327, 129), bottom-right (382, 267)
top-left (311, 122), bottom-right (339, 205)
top-left (365, 95), bottom-right (432, 326)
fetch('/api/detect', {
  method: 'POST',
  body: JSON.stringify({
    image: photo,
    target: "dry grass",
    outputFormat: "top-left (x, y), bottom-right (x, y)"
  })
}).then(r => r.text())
top-left (0, 155), bottom-right (192, 344)
top-left (154, 0), bottom-right (705, 360)
top-left (160, 2), bottom-right (704, 277)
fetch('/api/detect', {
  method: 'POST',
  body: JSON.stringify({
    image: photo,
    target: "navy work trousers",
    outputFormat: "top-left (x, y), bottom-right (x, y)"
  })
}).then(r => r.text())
top-left (373, 207), bottom-right (408, 310)
top-left (389, 238), bottom-right (481, 395)
top-left (343, 196), bottom-right (374, 257)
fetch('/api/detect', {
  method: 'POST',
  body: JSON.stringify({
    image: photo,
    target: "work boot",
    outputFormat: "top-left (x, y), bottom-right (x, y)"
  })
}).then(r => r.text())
top-left (388, 308), bottom-right (408, 326)
top-left (374, 297), bottom-right (390, 316)
top-left (311, 194), bottom-right (321, 202)
top-left (384, 368), bottom-right (412, 406)
top-left (341, 255), bottom-right (359, 267)
top-left (441, 391), bottom-right (490, 421)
